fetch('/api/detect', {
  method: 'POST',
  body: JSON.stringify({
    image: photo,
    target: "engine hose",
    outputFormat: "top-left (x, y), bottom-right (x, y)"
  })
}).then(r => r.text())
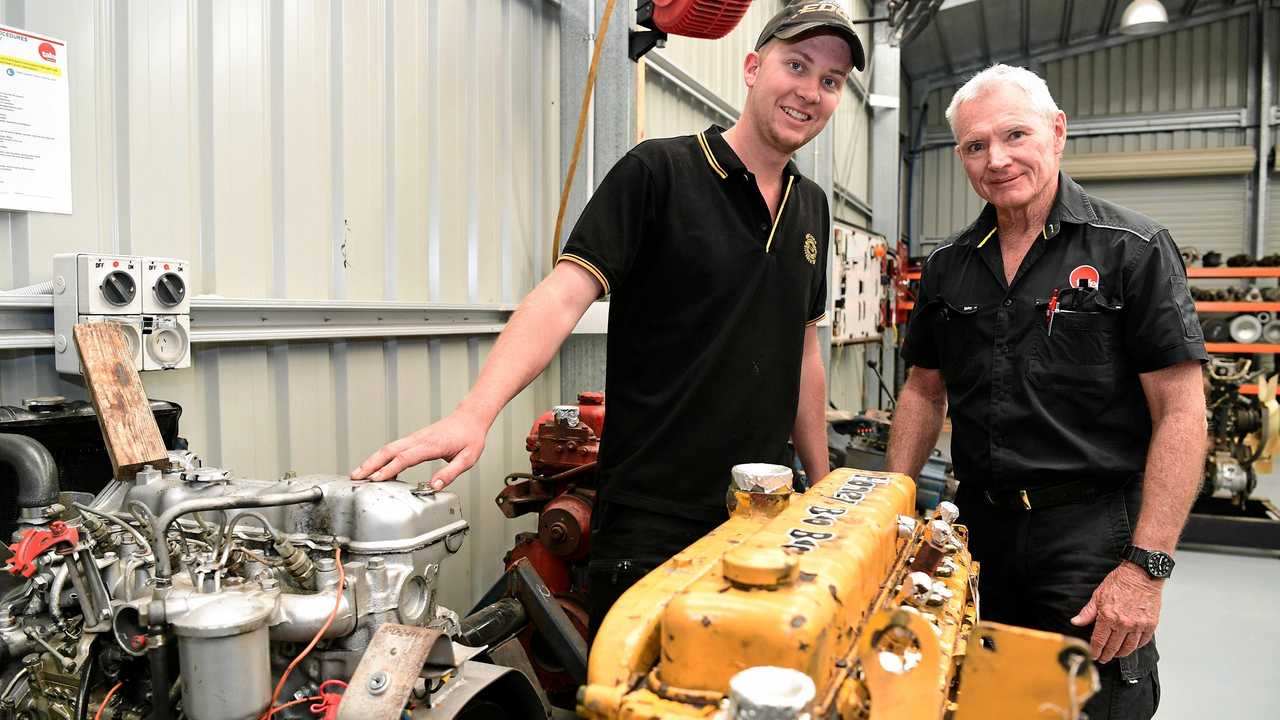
top-left (147, 634), bottom-right (173, 720)
top-left (151, 487), bottom-right (324, 580)
top-left (0, 432), bottom-right (60, 510)
top-left (459, 597), bottom-right (527, 648)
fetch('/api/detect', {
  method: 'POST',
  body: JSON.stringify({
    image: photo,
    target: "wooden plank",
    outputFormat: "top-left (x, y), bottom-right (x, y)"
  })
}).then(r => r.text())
top-left (73, 323), bottom-right (169, 477)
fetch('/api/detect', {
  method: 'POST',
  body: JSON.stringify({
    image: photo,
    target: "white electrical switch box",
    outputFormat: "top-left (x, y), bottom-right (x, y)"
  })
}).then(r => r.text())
top-left (53, 253), bottom-right (193, 375)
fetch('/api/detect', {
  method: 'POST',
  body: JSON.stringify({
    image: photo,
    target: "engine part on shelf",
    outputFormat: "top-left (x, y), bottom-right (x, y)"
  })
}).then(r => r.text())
top-left (1246, 286), bottom-right (1264, 303)
top-left (1202, 357), bottom-right (1280, 504)
top-left (579, 468), bottom-right (1099, 719)
top-left (1227, 253), bottom-right (1254, 267)
top-left (1263, 321), bottom-right (1280, 344)
top-left (1189, 286), bottom-right (1213, 301)
top-left (0, 442), bottom-right (546, 719)
top-left (1263, 286), bottom-right (1280, 302)
top-left (1201, 317), bottom-right (1230, 343)
top-left (1259, 253), bottom-right (1280, 267)
top-left (1258, 312), bottom-right (1274, 325)
top-left (1228, 314), bottom-right (1263, 344)
top-left (1201, 250), bottom-right (1223, 267)
top-left (1179, 245), bottom-right (1201, 266)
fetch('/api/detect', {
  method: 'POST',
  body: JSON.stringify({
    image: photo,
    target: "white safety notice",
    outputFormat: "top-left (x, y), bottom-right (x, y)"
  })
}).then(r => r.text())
top-left (0, 24), bottom-right (70, 214)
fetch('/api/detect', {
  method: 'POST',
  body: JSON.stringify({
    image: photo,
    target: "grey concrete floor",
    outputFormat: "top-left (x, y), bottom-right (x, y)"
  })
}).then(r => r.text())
top-left (1156, 469), bottom-right (1280, 719)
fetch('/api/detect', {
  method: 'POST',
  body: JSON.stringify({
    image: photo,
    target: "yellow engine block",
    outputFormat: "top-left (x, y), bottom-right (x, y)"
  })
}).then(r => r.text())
top-left (579, 468), bottom-right (1099, 720)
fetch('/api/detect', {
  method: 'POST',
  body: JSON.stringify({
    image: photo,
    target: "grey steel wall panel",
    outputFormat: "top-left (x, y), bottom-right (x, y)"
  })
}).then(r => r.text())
top-left (916, 16), bottom-right (1251, 253)
top-left (0, 0), bottom-right (559, 613)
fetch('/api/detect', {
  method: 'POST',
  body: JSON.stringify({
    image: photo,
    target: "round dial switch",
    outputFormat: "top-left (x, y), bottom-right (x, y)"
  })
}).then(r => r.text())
top-left (153, 272), bottom-right (186, 307)
top-left (101, 270), bottom-right (137, 306)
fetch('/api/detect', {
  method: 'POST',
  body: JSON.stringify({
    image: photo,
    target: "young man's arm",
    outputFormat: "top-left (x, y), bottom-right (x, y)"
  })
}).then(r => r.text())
top-left (792, 325), bottom-right (830, 483)
top-left (1071, 360), bottom-right (1207, 662)
top-left (351, 262), bottom-right (601, 489)
top-left (884, 367), bottom-right (947, 479)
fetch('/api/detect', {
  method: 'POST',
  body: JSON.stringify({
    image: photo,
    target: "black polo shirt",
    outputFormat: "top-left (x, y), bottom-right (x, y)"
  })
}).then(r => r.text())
top-left (902, 172), bottom-right (1207, 490)
top-left (558, 125), bottom-right (829, 522)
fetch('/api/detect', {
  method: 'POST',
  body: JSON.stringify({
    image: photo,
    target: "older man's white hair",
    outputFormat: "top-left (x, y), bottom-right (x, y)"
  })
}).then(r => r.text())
top-left (944, 64), bottom-right (1062, 139)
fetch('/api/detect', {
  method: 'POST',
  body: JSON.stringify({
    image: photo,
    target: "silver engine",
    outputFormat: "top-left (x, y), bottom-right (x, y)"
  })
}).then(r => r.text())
top-left (0, 453), bottom-right (541, 720)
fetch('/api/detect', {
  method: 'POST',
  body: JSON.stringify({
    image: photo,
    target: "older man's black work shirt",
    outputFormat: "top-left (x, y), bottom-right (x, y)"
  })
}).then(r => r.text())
top-left (902, 173), bottom-right (1207, 490)
top-left (558, 126), bottom-right (829, 522)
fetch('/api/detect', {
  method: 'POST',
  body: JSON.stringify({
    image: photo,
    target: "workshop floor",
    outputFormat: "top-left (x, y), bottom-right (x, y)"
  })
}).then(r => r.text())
top-left (1157, 471), bottom-right (1280, 719)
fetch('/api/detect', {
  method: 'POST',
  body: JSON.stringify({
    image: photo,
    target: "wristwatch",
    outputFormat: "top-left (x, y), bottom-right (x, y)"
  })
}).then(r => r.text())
top-left (1121, 544), bottom-right (1175, 579)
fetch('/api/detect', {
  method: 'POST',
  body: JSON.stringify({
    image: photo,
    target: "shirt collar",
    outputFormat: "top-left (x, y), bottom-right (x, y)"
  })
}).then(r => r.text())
top-left (699, 125), bottom-right (801, 183)
top-left (956, 170), bottom-right (1095, 246)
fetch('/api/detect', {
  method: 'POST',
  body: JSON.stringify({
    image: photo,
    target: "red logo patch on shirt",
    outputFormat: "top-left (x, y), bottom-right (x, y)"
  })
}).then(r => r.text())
top-left (1068, 264), bottom-right (1100, 290)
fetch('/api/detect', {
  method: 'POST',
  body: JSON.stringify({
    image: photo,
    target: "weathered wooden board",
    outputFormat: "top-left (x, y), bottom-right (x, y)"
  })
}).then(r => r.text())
top-left (73, 323), bottom-right (168, 476)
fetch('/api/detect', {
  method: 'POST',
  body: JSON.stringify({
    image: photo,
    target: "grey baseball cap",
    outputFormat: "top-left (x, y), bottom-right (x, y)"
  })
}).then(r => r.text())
top-left (755, 2), bottom-right (866, 72)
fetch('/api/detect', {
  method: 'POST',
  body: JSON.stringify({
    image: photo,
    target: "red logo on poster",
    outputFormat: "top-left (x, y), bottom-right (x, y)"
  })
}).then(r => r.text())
top-left (38, 43), bottom-right (55, 63)
top-left (1068, 264), bottom-right (1100, 290)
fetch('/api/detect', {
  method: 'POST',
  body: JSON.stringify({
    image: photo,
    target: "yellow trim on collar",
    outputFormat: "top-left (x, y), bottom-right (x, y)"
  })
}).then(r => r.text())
top-left (557, 253), bottom-right (610, 295)
top-left (805, 312), bottom-right (827, 327)
top-left (696, 131), bottom-right (728, 180)
top-left (976, 225), bottom-right (997, 248)
top-left (764, 175), bottom-right (796, 253)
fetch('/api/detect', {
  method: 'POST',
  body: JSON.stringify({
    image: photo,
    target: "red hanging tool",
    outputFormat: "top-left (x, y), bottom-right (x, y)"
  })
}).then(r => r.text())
top-left (4, 521), bottom-right (79, 578)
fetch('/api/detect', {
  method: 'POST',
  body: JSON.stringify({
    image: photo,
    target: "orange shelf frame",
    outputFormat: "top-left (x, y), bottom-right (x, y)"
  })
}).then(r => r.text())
top-left (1196, 302), bottom-right (1280, 312)
top-left (1205, 343), bottom-right (1280, 354)
top-left (1187, 267), bottom-right (1280, 278)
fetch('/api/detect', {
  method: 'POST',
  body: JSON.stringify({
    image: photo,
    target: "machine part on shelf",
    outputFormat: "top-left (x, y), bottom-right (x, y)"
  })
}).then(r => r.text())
top-left (1202, 317), bottom-right (1230, 343)
top-left (1201, 250), bottom-right (1223, 267)
top-left (579, 469), bottom-right (1098, 719)
top-left (1183, 359), bottom-right (1280, 551)
top-left (1263, 286), bottom-right (1280, 302)
top-left (1228, 314), bottom-right (1263, 344)
top-left (1263, 320), bottom-right (1280, 344)
top-left (1246, 286), bottom-right (1264, 303)
top-left (1179, 245), bottom-right (1201, 265)
top-left (1259, 253), bottom-right (1280, 267)
top-left (1257, 311), bottom-right (1274, 325)
top-left (1227, 253), bottom-right (1254, 267)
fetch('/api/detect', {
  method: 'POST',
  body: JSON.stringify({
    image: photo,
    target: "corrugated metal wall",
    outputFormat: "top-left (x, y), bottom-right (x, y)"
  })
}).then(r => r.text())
top-left (0, 0), bottom-right (560, 612)
top-left (913, 15), bottom-right (1252, 256)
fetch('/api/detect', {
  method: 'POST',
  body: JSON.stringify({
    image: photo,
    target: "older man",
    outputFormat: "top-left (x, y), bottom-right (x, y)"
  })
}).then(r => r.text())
top-left (887, 65), bottom-right (1207, 719)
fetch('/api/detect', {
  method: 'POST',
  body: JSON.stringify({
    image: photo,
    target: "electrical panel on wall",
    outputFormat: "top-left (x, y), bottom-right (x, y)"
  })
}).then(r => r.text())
top-left (830, 225), bottom-right (888, 344)
top-left (53, 253), bottom-right (192, 375)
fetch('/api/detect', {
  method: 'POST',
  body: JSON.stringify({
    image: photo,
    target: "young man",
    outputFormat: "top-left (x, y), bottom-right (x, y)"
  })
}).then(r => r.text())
top-left (887, 65), bottom-right (1207, 719)
top-left (352, 3), bottom-right (863, 635)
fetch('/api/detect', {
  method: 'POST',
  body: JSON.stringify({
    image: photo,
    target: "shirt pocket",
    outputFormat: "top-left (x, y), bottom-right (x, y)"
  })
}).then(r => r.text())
top-left (934, 298), bottom-right (985, 388)
top-left (1029, 300), bottom-right (1123, 396)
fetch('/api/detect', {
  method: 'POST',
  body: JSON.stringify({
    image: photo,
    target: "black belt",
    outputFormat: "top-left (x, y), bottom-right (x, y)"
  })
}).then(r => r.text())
top-left (982, 477), bottom-right (1119, 511)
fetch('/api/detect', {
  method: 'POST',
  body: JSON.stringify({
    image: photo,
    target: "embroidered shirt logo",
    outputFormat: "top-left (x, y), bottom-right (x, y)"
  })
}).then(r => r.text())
top-left (803, 233), bottom-right (818, 264)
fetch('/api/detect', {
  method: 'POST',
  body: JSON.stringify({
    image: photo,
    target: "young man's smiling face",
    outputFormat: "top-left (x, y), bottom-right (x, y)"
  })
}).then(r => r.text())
top-left (743, 32), bottom-right (852, 155)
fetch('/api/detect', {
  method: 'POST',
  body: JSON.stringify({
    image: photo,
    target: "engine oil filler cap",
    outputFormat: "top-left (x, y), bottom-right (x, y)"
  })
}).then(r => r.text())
top-left (726, 666), bottom-right (816, 719)
top-left (730, 463), bottom-right (793, 493)
top-left (723, 546), bottom-right (798, 588)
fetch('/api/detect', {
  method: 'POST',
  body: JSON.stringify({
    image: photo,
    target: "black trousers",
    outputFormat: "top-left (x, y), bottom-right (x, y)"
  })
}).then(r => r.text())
top-left (956, 479), bottom-right (1160, 720)
top-left (586, 502), bottom-right (721, 643)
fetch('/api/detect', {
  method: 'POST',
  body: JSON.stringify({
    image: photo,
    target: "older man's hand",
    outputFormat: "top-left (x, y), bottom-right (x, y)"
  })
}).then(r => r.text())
top-left (1070, 562), bottom-right (1162, 664)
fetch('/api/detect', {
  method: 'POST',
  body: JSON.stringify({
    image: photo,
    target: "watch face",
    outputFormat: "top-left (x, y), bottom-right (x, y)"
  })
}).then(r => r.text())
top-left (1146, 552), bottom-right (1174, 578)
